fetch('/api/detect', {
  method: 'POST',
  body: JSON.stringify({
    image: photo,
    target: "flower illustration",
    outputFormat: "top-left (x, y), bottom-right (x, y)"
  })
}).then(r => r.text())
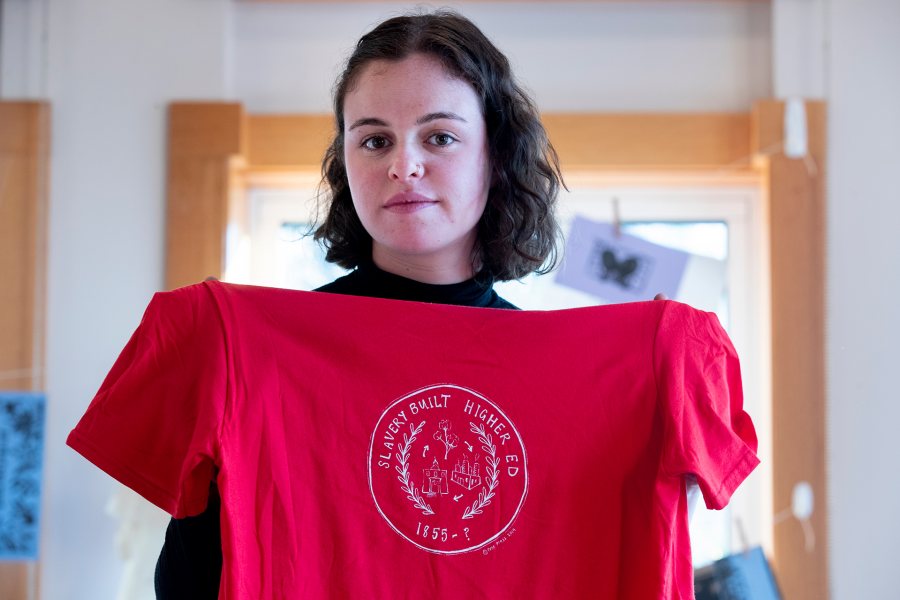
top-left (433, 419), bottom-right (459, 459)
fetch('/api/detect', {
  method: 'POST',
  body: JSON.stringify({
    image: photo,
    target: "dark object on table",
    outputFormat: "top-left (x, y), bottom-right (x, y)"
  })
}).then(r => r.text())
top-left (694, 546), bottom-right (782, 600)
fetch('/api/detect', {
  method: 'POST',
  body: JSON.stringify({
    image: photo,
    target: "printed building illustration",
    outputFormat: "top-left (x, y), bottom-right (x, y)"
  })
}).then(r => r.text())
top-left (422, 458), bottom-right (449, 497)
top-left (451, 455), bottom-right (482, 490)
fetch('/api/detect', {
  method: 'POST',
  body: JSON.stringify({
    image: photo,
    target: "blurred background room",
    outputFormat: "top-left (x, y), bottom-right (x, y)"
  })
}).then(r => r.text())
top-left (0, 0), bottom-right (897, 598)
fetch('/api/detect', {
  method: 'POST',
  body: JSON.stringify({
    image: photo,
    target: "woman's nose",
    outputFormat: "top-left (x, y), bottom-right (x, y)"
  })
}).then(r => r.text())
top-left (388, 146), bottom-right (424, 181)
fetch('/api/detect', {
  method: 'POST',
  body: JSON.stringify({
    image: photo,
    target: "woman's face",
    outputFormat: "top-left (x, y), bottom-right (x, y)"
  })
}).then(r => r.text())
top-left (342, 53), bottom-right (491, 281)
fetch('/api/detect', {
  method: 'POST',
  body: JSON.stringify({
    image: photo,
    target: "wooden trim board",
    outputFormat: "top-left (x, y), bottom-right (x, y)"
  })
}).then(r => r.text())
top-left (753, 99), bottom-right (828, 600)
top-left (0, 100), bottom-right (50, 600)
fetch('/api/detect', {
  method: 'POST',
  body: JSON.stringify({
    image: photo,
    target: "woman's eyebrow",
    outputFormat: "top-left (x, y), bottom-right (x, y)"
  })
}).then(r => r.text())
top-left (416, 111), bottom-right (467, 125)
top-left (347, 112), bottom-right (467, 132)
top-left (347, 117), bottom-right (388, 131)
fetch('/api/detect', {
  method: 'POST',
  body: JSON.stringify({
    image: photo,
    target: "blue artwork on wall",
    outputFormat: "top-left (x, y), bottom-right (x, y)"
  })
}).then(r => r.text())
top-left (0, 392), bottom-right (45, 560)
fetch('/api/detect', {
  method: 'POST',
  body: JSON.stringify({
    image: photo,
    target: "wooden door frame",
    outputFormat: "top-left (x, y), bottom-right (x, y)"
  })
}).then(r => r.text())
top-left (165, 101), bottom-right (827, 600)
top-left (0, 100), bottom-right (50, 600)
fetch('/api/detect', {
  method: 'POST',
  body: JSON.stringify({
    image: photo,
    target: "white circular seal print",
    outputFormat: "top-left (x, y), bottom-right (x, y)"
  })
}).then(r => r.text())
top-left (368, 384), bottom-right (528, 554)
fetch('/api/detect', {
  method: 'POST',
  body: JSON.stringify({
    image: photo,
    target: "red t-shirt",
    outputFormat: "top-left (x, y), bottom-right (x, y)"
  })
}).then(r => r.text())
top-left (68, 281), bottom-right (758, 599)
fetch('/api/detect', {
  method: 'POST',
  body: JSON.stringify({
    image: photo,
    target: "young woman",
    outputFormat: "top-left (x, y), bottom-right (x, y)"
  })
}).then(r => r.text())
top-left (154, 10), bottom-right (563, 598)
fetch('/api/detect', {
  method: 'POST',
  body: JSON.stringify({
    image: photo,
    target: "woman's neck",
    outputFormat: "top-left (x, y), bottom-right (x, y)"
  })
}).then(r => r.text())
top-left (371, 246), bottom-right (476, 285)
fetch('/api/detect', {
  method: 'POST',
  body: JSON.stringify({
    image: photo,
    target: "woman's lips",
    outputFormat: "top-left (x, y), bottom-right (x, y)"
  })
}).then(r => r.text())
top-left (384, 192), bottom-right (438, 213)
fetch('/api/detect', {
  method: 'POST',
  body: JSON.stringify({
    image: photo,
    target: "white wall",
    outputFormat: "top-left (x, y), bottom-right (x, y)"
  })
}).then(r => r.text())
top-left (4, 0), bottom-right (897, 598)
top-left (772, 1), bottom-right (900, 596)
top-left (2, 0), bottom-right (231, 597)
top-left (233, 1), bottom-right (771, 113)
top-left (825, 0), bottom-right (900, 597)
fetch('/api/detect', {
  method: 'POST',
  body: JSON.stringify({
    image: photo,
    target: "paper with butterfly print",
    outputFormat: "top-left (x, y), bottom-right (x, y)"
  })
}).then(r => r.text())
top-left (556, 217), bottom-right (689, 303)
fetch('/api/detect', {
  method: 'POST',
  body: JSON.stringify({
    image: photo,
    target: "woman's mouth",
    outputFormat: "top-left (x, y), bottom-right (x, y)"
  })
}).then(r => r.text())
top-left (384, 192), bottom-right (439, 213)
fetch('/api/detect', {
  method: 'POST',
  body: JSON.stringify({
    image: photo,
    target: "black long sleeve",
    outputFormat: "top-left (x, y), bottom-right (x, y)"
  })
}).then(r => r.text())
top-left (154, 484), bottom-right (223, 599)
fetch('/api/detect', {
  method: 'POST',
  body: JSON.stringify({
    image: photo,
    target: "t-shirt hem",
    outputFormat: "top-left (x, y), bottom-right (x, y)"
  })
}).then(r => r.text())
top-left (707, 447), bottom-right (760, 509)
top-left (67, 429), bottom-right (179, 516)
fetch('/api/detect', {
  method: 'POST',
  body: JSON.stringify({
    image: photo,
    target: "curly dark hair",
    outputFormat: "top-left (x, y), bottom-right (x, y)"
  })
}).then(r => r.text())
top-left (315, 9), bottom-right (563, 281)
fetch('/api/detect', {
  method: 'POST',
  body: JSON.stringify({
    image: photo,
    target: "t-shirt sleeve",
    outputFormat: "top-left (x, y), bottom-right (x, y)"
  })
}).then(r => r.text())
top-left (653, 301), bottom-right (759, 510)
top-left (66, 283), bottom-right (228, 518)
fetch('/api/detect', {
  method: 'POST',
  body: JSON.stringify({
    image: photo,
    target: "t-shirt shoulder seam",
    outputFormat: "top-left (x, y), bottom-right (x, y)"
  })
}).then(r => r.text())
top-left (199, 281), bottom-right (234, 455)
top-left (649, 300), bottom-right (670, 429)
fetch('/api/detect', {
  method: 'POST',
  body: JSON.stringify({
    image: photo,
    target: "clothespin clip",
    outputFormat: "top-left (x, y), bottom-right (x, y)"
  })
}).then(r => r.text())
top-left (612, 197), bottom-right (622, 238)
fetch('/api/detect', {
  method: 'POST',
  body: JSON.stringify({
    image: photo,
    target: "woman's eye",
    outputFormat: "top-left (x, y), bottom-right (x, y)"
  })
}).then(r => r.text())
top-left (362, 136), bottom-right (389, 150)
top-left (429, 133), bottom-right (456, 147)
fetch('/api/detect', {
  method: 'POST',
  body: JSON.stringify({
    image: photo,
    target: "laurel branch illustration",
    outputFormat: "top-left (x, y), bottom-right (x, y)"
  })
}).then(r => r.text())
top-left (462, 422), bottom-right (501, 520)
top-left (395, 421), bottom-right (434, 515)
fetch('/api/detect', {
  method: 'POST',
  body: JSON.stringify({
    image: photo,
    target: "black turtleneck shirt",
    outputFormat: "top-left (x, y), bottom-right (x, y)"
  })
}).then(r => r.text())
top-left (154, 263), bottom-right (516, 599)
top-left (316, 260), bottom-right (516, 309)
